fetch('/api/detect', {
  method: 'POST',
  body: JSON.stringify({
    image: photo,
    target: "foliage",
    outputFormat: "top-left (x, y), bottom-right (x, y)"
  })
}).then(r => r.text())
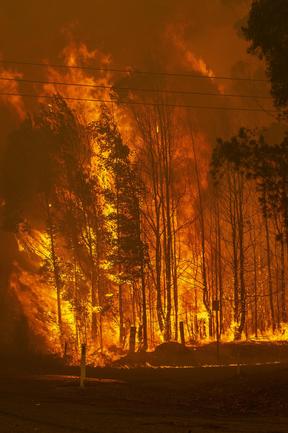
top-left (243, 0), bottom-right (288, 115)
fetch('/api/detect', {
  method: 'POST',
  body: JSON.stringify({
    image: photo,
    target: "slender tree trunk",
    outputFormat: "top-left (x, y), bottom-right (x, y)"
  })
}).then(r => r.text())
top-left (280, 236), bottom-right (287, 322)
top-left (190, 127), bottom-right (212, 335)
top-left (216, 201), bottom-right (224, 335)
top-left (251, 225), bottom-right (258, 338)
top-left (118, 282), bottom-right (124, 346)
top-left (228, 174), bottom-right (239, 334)
top-left (141, 263), bottom-right (148, 350)
top-left (172, 209), bottom-right (179, 341)
top-left (264, 210), bottom-right (276, 332)
top-left (235, 185), bottom-right (246, 340)
top-left (45, 197), bottom-right (63, 339)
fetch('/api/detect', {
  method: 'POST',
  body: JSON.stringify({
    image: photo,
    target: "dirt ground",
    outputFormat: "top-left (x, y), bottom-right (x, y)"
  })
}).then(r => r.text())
top-left (0, 362), bottom-right (288, 433)
top-left (113, 341), bottom-right (288, 367)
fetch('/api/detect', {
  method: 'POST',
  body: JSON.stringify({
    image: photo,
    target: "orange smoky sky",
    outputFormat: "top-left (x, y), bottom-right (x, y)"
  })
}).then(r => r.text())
top-left (0, 0), bottom-right (274, 140)
top-left (0, 0), bottom-right (252, 73)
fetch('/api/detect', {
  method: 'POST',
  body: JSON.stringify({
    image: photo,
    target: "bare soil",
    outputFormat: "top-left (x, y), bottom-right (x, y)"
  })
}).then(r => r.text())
top-left (113, 341), bottom-right (288, 367)
top-left (0, 359), bottom-right (288, 433)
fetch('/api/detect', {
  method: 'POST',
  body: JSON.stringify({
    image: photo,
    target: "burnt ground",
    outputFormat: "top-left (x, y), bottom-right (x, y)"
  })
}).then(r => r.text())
top-left (0, 361), bottom-right (288, 433)
top-left (112, 341), bottom-right (288, 367)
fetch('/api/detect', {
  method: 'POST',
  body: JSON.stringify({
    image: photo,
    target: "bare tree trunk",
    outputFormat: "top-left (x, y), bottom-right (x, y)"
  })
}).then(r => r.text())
top-left (162, 112), bottom-right (173, 342)
top-left (45, 196), bottom-right (63, 339)
top-left (118, 281), bottom-right (124, 346)
top-left (172, 208), bottom-right (179, 341)
top-left (227, 174), bottom-right (240, 335)
top-left (190, 127), bottom-right (212, 335)
top-left (251, 223), bottom-right (258, 338)
top-left (235, 182), bottom-right (246, 340)
top-left (216, 200), bottom-right (224, 336)
top-left (279, 235), bottom-right (287, 322)
top-left (264, 208), bottom-right (276, 332)
top-left (141, 263), bottom-right (148, 350)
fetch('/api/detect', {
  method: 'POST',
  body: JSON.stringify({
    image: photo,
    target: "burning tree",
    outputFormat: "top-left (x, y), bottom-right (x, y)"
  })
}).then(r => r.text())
top-left (90, 105), bottom-right (146, 347)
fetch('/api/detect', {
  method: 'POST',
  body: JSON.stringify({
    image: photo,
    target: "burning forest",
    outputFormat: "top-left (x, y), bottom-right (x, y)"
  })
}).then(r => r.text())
top-left (0, 1), bottom-right (288, 365)
top-left (1, 1), bottom-right (288, 431)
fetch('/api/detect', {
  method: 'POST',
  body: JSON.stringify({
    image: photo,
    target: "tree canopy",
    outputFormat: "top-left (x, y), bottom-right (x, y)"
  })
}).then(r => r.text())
top-left (243, 0), bottom-right (288, 115)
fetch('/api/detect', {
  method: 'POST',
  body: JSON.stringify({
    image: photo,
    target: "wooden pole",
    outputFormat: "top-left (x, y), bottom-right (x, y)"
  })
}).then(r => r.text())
top-left (216, 310), bottom-right (220, 363)
top-left (236, 344), bottom-right (241, 376)
top-left (63, 341), bottom-right (68, 360)
top-left (129, 326), bottom-right (136, 353)
top-left (213, 300), bottom-right (220, 363)
top-left (80, 343), bottom-right (86, 388)
top-left (179, 321), bottom-right (185, 346)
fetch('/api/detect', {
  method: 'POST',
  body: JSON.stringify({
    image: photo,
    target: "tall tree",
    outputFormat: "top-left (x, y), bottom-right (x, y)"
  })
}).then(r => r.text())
top-left (91, 106), bottom-right (145, 347)
top-left (243, 0), bottom-right (288, 116)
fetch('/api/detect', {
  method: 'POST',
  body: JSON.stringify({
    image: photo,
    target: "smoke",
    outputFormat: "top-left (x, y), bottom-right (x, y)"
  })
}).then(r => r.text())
top-left (0, 1), bottom-right (251, 68)
top-left (0, 0), bottom-right (271, 142)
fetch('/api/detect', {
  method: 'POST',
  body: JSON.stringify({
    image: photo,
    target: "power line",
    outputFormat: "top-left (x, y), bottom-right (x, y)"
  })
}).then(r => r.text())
top-left (0, 91), bottom-right (277, 113)
top-left (0, 75), bottom-right (273, 100)
top-left (0, 59), bottom-right (270, 83)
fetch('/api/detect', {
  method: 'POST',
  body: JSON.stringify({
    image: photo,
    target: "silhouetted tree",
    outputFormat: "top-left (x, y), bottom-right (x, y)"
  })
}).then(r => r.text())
top-left (243, 0), bottom-right (288, 115)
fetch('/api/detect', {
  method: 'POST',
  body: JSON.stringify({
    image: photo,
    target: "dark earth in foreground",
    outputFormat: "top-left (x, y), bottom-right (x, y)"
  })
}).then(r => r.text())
top-left (0, 361), bottom-right (288, 433)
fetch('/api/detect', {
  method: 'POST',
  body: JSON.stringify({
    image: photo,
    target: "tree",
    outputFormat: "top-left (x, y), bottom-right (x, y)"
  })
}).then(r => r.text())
top-left (212, 128), bottom-right (288, 332)
top-left (91, 106), bottom-right (145, 347)
top-left (190, 127), bottom-right (213, 337)
top-left (1, 96), bottom-right (110, 351)
top-left (1, 113), bottom-right (65, 337)
top-left (243, 0), bottom-right (288, 115)
top-left (212, 151), bottom-right (247, 339)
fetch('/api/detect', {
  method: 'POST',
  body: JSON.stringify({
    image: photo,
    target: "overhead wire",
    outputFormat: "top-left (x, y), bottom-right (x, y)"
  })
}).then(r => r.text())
top-left (0, 59), bottom-right (276, 116)
top-left (0, 59), bottom-right (271, 82)
top-left (0, 91), bottom-right (277, 114)
top-left (0, 75), bottom-right (273, 100)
